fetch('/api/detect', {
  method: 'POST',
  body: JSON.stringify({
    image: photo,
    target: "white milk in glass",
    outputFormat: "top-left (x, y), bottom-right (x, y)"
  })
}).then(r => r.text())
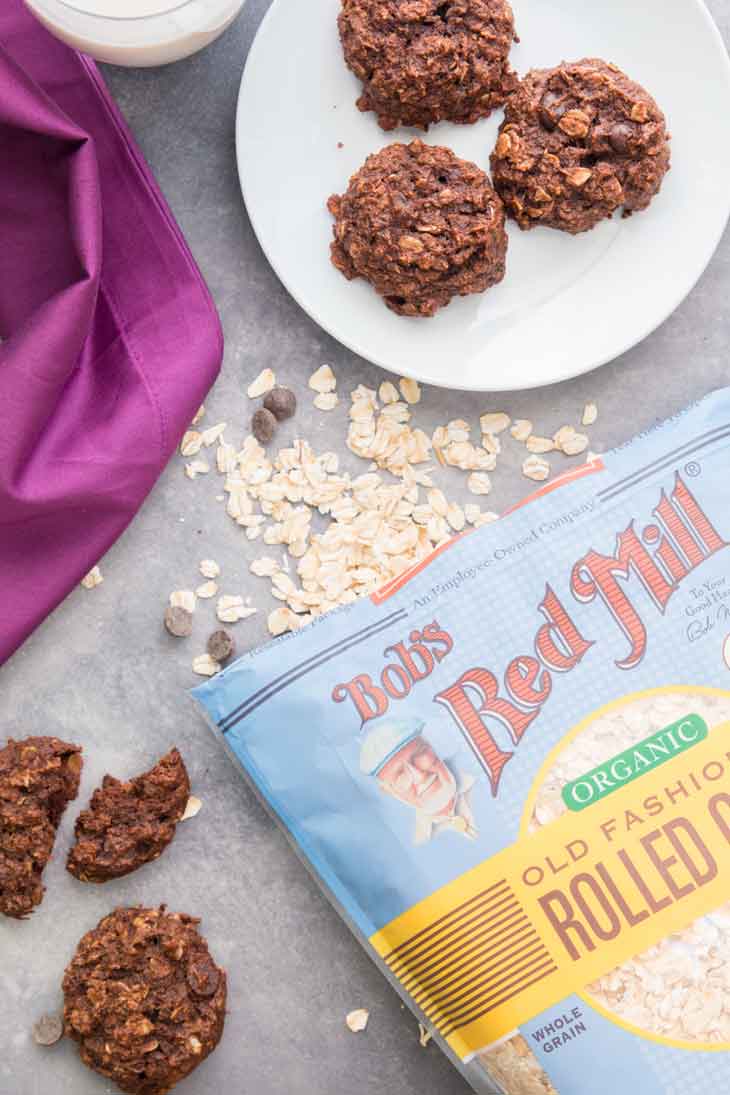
top-left (24, 0), bottom-right (246, 66)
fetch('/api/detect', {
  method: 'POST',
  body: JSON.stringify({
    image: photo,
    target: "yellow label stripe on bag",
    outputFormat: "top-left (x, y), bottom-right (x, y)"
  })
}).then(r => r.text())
top-left (370, 724), bottom-right (730, 1060)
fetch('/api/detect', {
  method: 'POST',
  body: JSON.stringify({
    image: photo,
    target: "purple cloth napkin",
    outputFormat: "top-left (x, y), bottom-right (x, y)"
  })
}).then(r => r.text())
top-left (0, 1), bottom-right (223, 665)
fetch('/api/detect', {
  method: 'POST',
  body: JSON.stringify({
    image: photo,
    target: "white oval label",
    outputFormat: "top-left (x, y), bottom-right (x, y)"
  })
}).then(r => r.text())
top-left (59, 0), bottom-right (187, 19)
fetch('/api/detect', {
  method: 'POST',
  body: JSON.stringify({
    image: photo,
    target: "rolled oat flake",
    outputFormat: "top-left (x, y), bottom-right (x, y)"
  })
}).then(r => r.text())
top-left (195, 389), bottom-right (730, 1095)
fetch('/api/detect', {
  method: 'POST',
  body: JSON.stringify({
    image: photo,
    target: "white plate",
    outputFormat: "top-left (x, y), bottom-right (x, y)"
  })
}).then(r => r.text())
top-left (236, 0), bottom-right (730, 391)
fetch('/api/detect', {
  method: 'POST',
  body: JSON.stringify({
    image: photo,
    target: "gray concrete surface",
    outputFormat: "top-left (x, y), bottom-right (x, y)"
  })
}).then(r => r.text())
top-left (1, 1), bottom-right (729, 1093)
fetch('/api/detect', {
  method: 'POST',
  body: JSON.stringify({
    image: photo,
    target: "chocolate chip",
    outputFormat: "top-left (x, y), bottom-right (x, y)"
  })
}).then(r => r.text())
top-left (207, 630), bottom-right (235, 664)
top-left (187, 954), bottom-right (220, 997)
top-left (252, 407), bottom-right (277, 444)
top-left (33, 1014), bottom-right (64, 1046)
top-left (164, 605), bottom-right (193, 639)
top-left (609, 124), bottom-right (633, 155)
top-left (264, 387), bottom-right (297, 421)
top-left (538, 89), bottom-right (564, 131)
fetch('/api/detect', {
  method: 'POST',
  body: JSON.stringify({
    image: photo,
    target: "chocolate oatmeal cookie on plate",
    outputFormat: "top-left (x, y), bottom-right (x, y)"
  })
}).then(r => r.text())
top-left (491, 59), bottom-right (671, 234)
top-left (338, 0), bottom-right (518, 131)
top-left (328, 140), bottom-right (507, 316)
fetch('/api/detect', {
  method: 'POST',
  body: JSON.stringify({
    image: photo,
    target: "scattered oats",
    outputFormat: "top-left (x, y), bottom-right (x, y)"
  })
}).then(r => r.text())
top-left (250, 556), bottom-right (281, 577)
top-left (481, 432), bottom-right (501, 456)
top-left (201, 423), bottom-right (227, 447)
top-left (582, 401), bottom-right (598, 427)
top-left (314, 392), bottom-right (339, 411)
top-left (427, 515), bottom-right (449, 542)
top-left (199, 559), bottom-right (221, 579)
top-left (467, 473), bottom-right (492, 496)
top-left (378, 381), bottom-right (399, 404)
top-left (381, 401), bottom-right (410, 422)
top-left (474, 511), bottom-right (499, 527)
top-left (432, 425), bottom-right (449, 450)
top-left (247, 368), bottom-right (276, 398)
top-left (523, 455), bottom-right (551, 482)
top-left (81, 566), bottom-right (103, 590)
top-left (399, 377), bottom-right (421, 404)
top-left (562, 432), bottom-right (590, 456)
top-left (180, 431), bottom-right (202, 457)
top-left (447, 503), bottom-right (466, 532)
top-left (170, 590), bottom-right (196, 613)
top-left (309, 364), bottom-right (337, 393)
top-left (217, 442), bottom-right (237, 475)
top-left (447, 419), bottom-right (471, 443)
top-left (554, 425), bottom-right (589, 456)
top-left (511, 419), bottom-right (533, 442)
top-left (181, 795), bottom-right (203, 822)
top-left (192, 654), bottom-right (220, 677)
top-left (418, 1023), bottom-right (433, 1048)
top-left (464, 504), bottom-right (481, 525)
top-left (480, 412), bottom-right (511, 435)
top-left (427, 488), bottom-right (448, 517)
top-left (268, 606), bottom-right (301, 636)
top-left (526, 435), bottom-right (555, 454)
top-left (191, 404), bottom-right (206, 426)
top-left (185, 459), bottom-right (210, 479)
top-left (32, 1015), bottom-right (64, 1047)
top-left (345, 1009), bottom-right (370, 1033)
top-left (217, 595), bottom-right (257, 624)
top-left (195, 581), bottom-right (218, 599)
top-left (586, 450), bottom-right (600, 463)
top-left (442, 442), bottom-right (477, 468)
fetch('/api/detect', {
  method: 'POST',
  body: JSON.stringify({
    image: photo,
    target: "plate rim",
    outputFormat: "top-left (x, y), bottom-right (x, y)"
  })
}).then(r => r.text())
top-left (236, 0), bottom-right (730, 392)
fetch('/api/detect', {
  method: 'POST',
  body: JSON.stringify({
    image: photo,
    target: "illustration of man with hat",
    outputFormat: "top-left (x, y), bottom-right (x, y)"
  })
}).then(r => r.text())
top-left (360, 716), bottom-right (478, 845)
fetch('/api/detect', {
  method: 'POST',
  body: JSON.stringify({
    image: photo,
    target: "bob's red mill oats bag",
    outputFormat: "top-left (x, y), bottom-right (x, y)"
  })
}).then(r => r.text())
top-left (195, 388), bottom-right (730, 1095)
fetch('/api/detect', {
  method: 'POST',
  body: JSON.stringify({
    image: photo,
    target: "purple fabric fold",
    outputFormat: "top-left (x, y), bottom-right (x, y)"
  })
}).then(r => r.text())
top-left (0, 0), bottom-right (223, 664)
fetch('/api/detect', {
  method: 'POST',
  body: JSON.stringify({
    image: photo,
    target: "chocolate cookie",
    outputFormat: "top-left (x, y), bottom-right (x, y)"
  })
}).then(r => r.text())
top-left (67, 748), bottom-right (190, 883)
top-left (338, 0), bottom-right (518, 131)
top-left (490, 58), bottom-right (671, 234)
top-left (328, 140), bottom-right (508, 317)
top-left (0, 736), bottom-right (82, 919)
top-left (63, 906), bottom-right (227, 1095)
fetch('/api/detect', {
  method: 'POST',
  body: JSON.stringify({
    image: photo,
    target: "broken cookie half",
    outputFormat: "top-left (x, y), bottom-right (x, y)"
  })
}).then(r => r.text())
top-left (0, 736), bottom-right (83, 919)
top-left (67, 748), bottom-right (190, 883)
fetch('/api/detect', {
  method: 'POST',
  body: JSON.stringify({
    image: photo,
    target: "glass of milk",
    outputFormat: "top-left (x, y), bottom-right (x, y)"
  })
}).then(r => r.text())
top-left (24, 0), bottom-right (247, 66)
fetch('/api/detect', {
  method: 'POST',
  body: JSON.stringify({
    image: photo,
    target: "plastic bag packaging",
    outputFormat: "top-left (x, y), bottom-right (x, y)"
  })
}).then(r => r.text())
top-left (195, 387), bottom-right (730, 1095)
